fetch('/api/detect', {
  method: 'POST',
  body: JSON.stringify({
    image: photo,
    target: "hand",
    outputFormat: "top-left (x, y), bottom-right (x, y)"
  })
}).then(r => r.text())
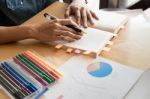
top-left (65, 0), bottom-right (99, 28)
top-left (30, 19), bottom-right (82, 42)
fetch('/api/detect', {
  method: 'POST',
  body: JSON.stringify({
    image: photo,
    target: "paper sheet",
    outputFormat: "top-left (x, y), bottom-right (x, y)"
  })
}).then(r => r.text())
top-left (125, 69), bottom-right (150, 99)
top-left (144, 8), bottom-right (150, 22)
top-left (44, 56), bottom-right (143, 99)
top-left (63, 27), bottom-right (113, 53)
top-left (93, 11), bottom-right (128, 33)
top-left (113, 9), bottom-right (143, 18)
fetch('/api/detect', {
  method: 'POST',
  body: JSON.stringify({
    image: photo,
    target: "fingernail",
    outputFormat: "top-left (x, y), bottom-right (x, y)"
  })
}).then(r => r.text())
top-left (75, 32), bottom-right (83, 36)
top-left (84, 24), bottom-right (88, 28)
top-left (84, 25), bottom-right (88, 28)
top-left (91, 22), bottom-right (94, 25)
top-left (76, 36), bottom-right (81, 40)
top-left (78, 23), bottom-right (80, 26)
top-left (80, 33), bottom-right (83, 36)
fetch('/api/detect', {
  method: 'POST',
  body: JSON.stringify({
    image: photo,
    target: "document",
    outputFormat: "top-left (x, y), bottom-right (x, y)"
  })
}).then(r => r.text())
top-left (44, 56), bottom-right (143, 99)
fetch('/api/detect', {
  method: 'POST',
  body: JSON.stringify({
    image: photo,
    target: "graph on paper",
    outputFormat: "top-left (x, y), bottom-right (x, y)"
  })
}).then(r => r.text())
top-left (87, 62), bottom-right (112, 77)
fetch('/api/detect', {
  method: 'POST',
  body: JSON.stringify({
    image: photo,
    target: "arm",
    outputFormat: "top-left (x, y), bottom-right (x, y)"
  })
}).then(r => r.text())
top-left (0, 26), bottom-right (31, 44)
top-left (0, 19), bottom-right (82, 44)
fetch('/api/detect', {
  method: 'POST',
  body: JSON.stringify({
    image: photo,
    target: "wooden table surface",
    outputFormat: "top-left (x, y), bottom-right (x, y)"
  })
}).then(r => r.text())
top-left (0, 2), bottom-right (150, 98)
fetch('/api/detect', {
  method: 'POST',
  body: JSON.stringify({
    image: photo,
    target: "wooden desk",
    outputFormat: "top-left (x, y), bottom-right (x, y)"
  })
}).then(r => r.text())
top-left (0, 2), bottom-right (150, 98)
top-left (0, 1), bottom-right (150, 69)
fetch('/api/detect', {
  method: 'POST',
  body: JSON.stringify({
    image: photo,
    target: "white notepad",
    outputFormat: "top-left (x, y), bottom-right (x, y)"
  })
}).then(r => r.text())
top-left (50, 11), bottom-right (128, 55)
top-left (63, 28), bottom-right (113, 54)
top-left (93, 11), bottom-right (128, 34)
top-left (44, 2), bottom-right (129, 55)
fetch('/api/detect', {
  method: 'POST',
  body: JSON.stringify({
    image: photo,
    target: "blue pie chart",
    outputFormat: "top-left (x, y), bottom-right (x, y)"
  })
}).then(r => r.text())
top-left (87, 62), bottom-right (112, 77)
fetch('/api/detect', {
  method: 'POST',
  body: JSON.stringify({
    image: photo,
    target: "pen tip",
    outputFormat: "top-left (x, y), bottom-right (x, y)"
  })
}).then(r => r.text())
top-left (44, 13), bottom-right (49, 17)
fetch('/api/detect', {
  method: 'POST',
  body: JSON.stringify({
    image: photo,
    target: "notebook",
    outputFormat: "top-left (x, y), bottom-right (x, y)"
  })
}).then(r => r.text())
top-left (49, 5), bottom-right (128, 55)
top-left (43, 55), bottom-right (143, 99)
top-left (92, 10), bottom-right (128, 34)
top-left (46, 2), bottom-right (128, 55)
top-left (58, 27), bottom-right (114, 54)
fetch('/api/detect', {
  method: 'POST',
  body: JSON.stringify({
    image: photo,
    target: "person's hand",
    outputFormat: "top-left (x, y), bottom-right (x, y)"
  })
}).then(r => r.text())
top-left (30, 19), bottom-right (82, 42)
top-left (65, 0), bottom-right (99, 28)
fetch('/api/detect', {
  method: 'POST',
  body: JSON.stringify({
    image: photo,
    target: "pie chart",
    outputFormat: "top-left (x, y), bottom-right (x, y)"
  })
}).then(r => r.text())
top-left (87, 62), bottom-right (112, 77)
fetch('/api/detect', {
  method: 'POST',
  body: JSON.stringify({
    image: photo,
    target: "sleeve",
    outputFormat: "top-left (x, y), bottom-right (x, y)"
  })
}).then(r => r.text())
top-left (0, 0), bottom-right (6, 10)
top-left (0, 0), bottom-right (40, 24)
top-left (142, 0), bottom-right (150, 4)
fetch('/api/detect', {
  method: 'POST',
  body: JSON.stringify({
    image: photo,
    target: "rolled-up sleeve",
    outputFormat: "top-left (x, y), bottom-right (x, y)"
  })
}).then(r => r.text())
top-left (0, 0), bottom-right (56, 25)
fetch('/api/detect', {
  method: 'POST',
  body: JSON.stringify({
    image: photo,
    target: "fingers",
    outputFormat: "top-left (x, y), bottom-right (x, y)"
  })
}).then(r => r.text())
top-left (65, 7), bottom-right (71, 18)
top-left (57, 35), bottom-right (76, 42)
top-left (80, 9), bottom-right (99, 27)
top-left (64, 4), bottom-right (99, 27)
top-left (81, 7), bottom-right (87, 28)
top-left (56, 19), bottom-right (83, 35)
top-left (75, 8), bottom-right (81, 25)
top-left (57, 19), bottom-right (78, 27)
top-left (56, 30), bottom-right (81, 40)
top-left (59, 25), bottom-right (83, 36)
top-left (87, 10), bottom-right (94, 25)
top-left (65, 6), bottom-right (81, 26)
top-left (90, 10), bottom-right (99, 20)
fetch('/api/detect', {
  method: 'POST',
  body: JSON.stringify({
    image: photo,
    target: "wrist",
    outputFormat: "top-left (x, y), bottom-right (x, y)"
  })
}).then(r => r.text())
top-left (17, 25), bottom-right (35, 39)
top-left (26, 25), bottom-right (37, 39)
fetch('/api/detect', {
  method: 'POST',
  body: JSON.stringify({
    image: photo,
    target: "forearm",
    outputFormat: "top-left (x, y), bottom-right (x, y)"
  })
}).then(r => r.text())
top-left (0, 25), bottom-right (33, 44)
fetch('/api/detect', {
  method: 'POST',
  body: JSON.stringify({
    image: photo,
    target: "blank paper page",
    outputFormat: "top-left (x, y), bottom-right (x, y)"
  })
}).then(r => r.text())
top-left (63, 27), bottom-right (113, 53)
top-left (93, 11), bottom-right (128, 33)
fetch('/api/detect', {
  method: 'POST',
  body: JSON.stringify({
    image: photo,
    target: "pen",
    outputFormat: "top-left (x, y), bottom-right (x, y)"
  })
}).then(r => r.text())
top-left (22, 53), bottom-right (58, 80)
top-left (0, 69), bottom-right (27, 97)
top-left (23, 52), bottom-right (60, 79)
top-left (44, 13), bottom-right (85, 33)
top-left (16, 54), bottom-right (55, 84)
top-left (0, 74), bottom-right (25, 99)
top-left (1, 62), bottom-right (37, 93)
top-left (19, 54), bottom-right (55, 83)
top-left (3, 62), bottom-right (38, 92)
top-left (34, 88), bottom-right (49, 99)
top-left (0, 65), bottom-right (32, 95)
top-left (13, 57), bottom-right (49, 86)
top-left (24, 51), bottom-right (63, 79)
